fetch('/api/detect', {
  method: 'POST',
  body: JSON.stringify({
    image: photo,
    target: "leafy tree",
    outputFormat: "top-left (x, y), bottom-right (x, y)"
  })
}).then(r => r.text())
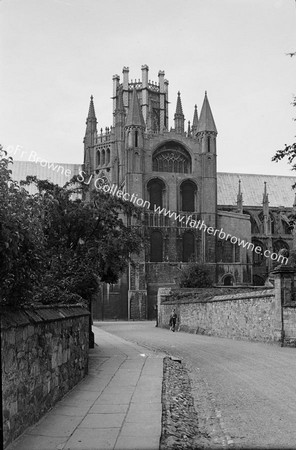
top-left (179, 262), bottom-right (213, 288)
top-left (21, 175), bottom-right (144, 304)
top-left (0, 148), bottom-right (45, 305)
top-left (0, 151), bottom-right (144, 306)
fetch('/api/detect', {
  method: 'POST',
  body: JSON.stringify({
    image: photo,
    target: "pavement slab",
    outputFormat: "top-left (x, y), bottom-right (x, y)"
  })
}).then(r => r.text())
top-left (7, 326), bottom-right (164, 450)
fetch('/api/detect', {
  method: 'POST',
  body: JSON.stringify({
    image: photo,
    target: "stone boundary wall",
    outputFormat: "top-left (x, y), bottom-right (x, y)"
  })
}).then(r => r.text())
top-left (1, 304), bottom-right (90, 448)
top-left (158, 288), bottom-right (282, 343)
top-left (283, 306), bottom-right (296, 347)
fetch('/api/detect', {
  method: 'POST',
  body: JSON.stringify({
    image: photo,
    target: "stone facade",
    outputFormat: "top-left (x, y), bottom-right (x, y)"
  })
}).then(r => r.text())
top-left (1, 305), bottom-right (89, 448)
top-left (83, 65), bottom-right (254, 320)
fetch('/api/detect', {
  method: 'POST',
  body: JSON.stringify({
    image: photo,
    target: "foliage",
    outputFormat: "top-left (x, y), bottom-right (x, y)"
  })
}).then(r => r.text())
top-left (179, 262), bottom-right (213, 288)
top-left (0, 153), bottom-right (144, 307)
top-left (0, 148), bottom-right (45, 305)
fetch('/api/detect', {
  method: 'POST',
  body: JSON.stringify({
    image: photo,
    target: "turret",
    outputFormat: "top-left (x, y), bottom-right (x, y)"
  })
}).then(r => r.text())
top-left (84, 95), bottom-right (97, 147)
top-left (174, 91), bottom-right (185, 134)
top-left (236, 180), bottom-right (243, 213)
top-left (125, 87), bottom-right (145, 177)
top-left (196, 91), bottom-right (217, 153)
top-left (262, 182), bottom-right (271, 235)
top-left (192, 104), bottom-right (198, 136)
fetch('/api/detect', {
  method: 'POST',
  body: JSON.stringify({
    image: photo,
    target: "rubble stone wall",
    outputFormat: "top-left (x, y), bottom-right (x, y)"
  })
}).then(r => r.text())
top-left (159, 289), bottom-right (280, 343)
top-left (283, 306), bottom-right (296, 347)
top-left (1, 305), bottom-right (89, 448)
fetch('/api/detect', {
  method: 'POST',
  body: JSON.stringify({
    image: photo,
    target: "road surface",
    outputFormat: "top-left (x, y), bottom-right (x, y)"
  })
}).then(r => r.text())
top-left (94, 321), bottom-right (296, 449)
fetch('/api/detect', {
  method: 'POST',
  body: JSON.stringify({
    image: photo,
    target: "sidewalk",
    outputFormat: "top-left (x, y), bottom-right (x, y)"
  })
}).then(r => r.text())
top-left (8, 326), bottom-right (164, 450)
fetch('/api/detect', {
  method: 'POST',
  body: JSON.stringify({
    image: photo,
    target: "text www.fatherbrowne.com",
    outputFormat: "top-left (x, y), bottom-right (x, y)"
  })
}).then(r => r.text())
top-left (86, 175), bottom-right (288, 265)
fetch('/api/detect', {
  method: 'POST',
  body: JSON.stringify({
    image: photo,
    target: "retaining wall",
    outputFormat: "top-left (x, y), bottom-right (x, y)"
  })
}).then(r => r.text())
top-left (1, 304), bottom-right (90, 448)
top-left (283, 306), bottom-right (296, 347)
top-left (158, 289), bottom-right (280, 343)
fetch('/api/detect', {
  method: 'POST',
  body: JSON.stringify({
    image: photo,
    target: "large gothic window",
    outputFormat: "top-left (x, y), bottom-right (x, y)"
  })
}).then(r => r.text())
top-left (152, 141), bottom-right (191, 174)
top-left (181, 180), bottom-right (196, 212)
top-left (106, 148), bottom-right (110, 165)
top-left (147, 178), bottom-right (165, 211)
top-left (182, 232), bottom-right (195, 262)
top-left (150, 231), bottom-right (163, 262)
top-left (96, 150), bottom-right (100, 166)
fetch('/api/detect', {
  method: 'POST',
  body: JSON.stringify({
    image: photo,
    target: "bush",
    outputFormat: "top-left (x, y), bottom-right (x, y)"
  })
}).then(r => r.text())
top-left (179, 262), bottom-right (213, 288)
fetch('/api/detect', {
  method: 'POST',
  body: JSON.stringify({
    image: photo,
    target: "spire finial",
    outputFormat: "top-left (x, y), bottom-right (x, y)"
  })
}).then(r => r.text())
top-left (174, 91), bottom-right (185, 133)
top-left (236, 179), bottom-right (243, 213)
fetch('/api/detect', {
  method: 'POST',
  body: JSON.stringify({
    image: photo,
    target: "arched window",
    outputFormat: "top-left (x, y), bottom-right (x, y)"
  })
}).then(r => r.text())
top-left (207, 135), bottom-right (211, 152)
top-left (150, 231), bottom-right (163, 262)
top-left (223, 275), bottom-right (233, 286)
top-left (152, 141), bottom-right (191, 173)
top-left (181, 180), bottom-right (196, 212)
top-left (182, 232), bottom-right (195, 262)
top-left (147, 179), bottom-right (165, 211)
top-left (96, 150), bottom-right (100, 166)
top-left (102, 149), bottom-right (106, 165)
top-left (106, 148), bottom-right (110, 165)
top-left (252, 239), bottom-right (264, 266)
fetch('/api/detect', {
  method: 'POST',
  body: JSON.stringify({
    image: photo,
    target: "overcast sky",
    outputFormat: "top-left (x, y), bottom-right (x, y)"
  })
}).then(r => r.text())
top-left (1, 0), bottom-right (296, 176)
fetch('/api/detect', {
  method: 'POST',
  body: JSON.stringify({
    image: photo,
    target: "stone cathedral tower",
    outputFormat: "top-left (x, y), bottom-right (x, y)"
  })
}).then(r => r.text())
top-left (83, 65), bottom-right (252, 320)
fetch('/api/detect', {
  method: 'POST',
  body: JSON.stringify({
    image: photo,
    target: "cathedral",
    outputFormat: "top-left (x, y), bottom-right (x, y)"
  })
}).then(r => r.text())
top-left (82, 65), bottom-right (296, 320)
top-left (10, 65), bottom-right (296, 321)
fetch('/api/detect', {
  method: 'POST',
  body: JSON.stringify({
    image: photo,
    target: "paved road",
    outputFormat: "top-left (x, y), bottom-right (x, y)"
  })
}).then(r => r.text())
top-left (94, 321), bottom-right (296, 449)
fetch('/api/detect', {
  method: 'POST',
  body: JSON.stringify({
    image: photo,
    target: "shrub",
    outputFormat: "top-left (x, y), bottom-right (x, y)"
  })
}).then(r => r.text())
top-left (179, 262), bottom-right (213, 288)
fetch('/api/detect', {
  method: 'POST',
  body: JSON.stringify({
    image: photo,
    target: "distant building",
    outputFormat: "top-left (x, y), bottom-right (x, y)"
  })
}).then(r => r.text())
top-left (11, 65), bottom-right (296, 320)
top-left (81, 65), bottom-right (296, 319)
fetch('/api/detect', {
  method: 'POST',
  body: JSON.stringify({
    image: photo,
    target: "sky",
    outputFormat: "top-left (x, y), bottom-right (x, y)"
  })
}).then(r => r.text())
top-left (0, 0), bottom-right (296, 176)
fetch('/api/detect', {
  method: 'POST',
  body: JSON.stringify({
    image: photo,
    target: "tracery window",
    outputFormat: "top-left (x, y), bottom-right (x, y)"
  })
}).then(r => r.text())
top-left (152, 141), bottom-right (191, 173)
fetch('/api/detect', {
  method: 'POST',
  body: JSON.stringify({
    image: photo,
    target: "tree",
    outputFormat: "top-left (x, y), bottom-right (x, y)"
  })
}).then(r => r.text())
top-left (0, 148), bottom-right (45, 305)
top-left (179, 262), bottom-right (213, 288)
top-left (0, 151), bottom-right (144, 306)
top-left (21, 174), bottom-right (144, 305)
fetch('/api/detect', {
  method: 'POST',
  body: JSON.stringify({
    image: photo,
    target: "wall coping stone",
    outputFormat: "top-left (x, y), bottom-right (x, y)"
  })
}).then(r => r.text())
top-left (0, 304), bottom-right (90, 330)
top-left (161, 289), bottom-right (275, 305)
